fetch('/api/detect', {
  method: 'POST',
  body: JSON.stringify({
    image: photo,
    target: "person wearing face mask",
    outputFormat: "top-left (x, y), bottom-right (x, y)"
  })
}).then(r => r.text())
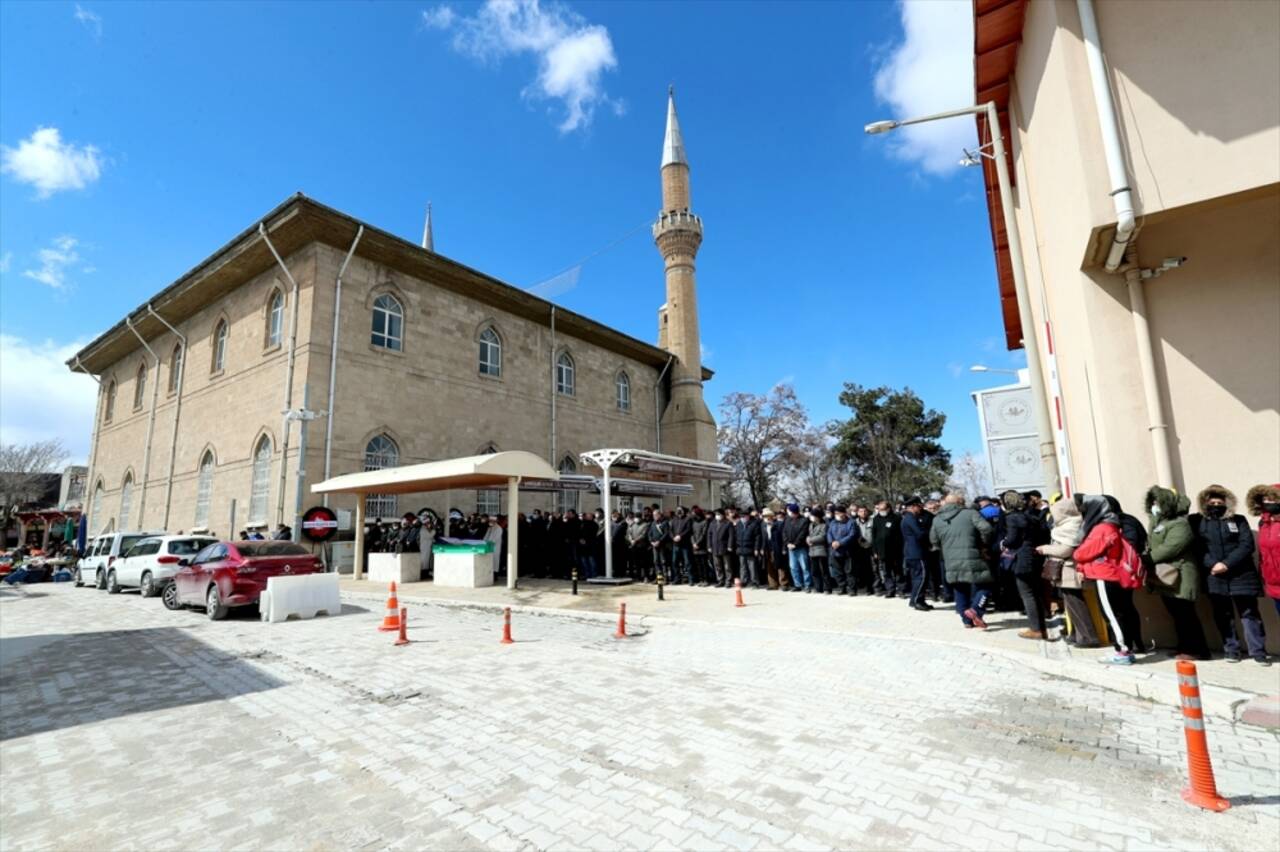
top-left (1073, 494), bottom-right (1144, 665)
top-left (690, 507), bottom-right (710, 586)
top-left (853, 506), bottom-right (875, 595)
top-left (1142, 486), bottom-right (1209, 660)
top-left (806, 508), bottom-right (829, 595)
top-left (709, 509), bottom-right (733, 587)
top-left (627, 511), bottom-right (651, 581)
top-left (1191, 485), bottom-right (1265, 664)
top-left (782, 503), bottom-right (812, 592)
top-left (871, 501), bottom-right (905, 597)
top-left (1246, 483), bottom-right (1280, 618)
top-left (670, 507), bottom-right (694, 585)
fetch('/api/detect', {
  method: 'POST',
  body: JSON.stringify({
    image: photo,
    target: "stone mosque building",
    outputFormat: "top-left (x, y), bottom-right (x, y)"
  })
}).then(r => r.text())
top-left (69, 92), bottom-right (718, 537)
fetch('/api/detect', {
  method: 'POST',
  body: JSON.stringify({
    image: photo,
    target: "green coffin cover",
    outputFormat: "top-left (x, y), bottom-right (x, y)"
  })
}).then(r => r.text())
top-left (432, 542), bottom-right (495, 554)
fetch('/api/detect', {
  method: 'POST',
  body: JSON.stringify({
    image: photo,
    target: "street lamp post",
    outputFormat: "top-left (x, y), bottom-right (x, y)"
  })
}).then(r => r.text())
top-left (866, 102), bottom-right (1061, 491)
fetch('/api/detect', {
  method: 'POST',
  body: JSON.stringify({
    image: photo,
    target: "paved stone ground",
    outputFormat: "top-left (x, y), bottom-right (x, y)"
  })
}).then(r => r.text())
top-left (1, 583), bottom-right (1278, 851)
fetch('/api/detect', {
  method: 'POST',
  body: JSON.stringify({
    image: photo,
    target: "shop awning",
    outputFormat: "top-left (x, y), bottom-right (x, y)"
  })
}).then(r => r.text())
top-left (311, 450), bottom-right (558, 496)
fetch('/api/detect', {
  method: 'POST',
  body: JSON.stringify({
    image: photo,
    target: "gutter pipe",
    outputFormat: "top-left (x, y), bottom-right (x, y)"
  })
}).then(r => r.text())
top-left (323, 226), bottom-right (364, 507)
top-left (124, 316), bottom-right (163, 528)
top-left (260, 222), bottom-right (302, 529)
top-left (74, 356), bottom-right (102, 535)
top-left (549, 306), bottom-right (557, 464)
top-left (1077, 0), bottom-right (1136, 272)
top-left (146, 304), bottom-right (186, 530)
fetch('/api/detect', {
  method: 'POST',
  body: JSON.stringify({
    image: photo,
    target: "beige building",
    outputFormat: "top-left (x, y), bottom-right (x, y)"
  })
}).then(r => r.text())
top-left (974, 0), bottom-right (1279, 509)
top-left (69, 93), bottom-right (717, 537)
top-left (973, 0), bottom-right (1279, 647)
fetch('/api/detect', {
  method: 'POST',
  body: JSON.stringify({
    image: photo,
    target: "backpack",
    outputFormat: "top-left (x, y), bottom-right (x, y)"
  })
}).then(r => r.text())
top-left (1115, 533), bottom-right (1147, 590)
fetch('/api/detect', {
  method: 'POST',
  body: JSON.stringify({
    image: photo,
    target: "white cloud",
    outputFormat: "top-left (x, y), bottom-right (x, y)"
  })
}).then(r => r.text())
top-left (74, 4), bottom-right (103, 39)
top-left (23, 235), bottom-right (80, 290)
top-left (428, 0), bottom-right (619, 133)
top-left (872, 0), bottom-right (976, 175)
top-left (1, 127), bottom-right (105, 198)
top-left (421, 5), bottom-right (456, 29)
top-left (0, 251), bottom-right (11, 273)
top-left (0, 334), bottom-right (99, 463)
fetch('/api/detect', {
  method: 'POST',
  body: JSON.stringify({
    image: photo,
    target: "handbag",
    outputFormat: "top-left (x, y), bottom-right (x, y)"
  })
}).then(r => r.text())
top-left (1149, 562), bottom-right (1181, 592)
top-left (1041, 556), bottom-right (1065, 584)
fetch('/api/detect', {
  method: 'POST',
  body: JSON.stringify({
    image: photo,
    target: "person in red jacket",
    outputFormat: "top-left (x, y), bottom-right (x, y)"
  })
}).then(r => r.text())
top-left (1247, 483), bottom-right (1280, 618)
top-left (1073, 494), bottom-right (1142, 665)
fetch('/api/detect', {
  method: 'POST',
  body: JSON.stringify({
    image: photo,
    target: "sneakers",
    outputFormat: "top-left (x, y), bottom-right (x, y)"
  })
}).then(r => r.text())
top-left (1018, 629), bottom-right (1045, 640)
top-left (1255, 657), bottom-right (1272, 667)
top-left (1099, 652), bottom-right (1136, 666)
top-left (963, 608), bottom-right (987, 629)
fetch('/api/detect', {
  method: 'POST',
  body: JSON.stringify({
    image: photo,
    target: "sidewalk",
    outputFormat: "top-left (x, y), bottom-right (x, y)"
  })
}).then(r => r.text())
top-left (341, 576), bottom-right (1280, 726)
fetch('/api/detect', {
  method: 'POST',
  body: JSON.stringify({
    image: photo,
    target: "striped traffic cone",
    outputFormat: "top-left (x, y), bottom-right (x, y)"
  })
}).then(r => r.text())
top-left (378, 582), bottom-right (401, 632)
top-left (1176, 660), bottom-right (1230, 811)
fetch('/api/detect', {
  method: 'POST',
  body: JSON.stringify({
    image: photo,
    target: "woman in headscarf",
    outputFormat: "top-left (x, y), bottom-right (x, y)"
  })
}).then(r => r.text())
top-left (1037, 495), bottom-right (1099, 648)
top-left (1073, 493), bottom-right (1143, 665)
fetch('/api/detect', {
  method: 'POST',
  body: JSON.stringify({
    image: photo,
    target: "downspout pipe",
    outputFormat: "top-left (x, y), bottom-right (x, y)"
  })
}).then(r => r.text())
top-left (1123, 248), bottom-right (1175, 487)
top-left (74, 356), bottom-right (102, 535)
top-left (549, 306), bottom-right (557, 464)
top-left (124, 316), bottom-right (163, 528)
top-left (655, 356), bottom-right (674, 453)
top-left (1077, 0), bottom-right (1136, 272)
top-left (260, 222), bottom-right (302, 528)
top-left (146, 304), bottom-right (186, 530)
top-left (323, 225), bottom-right (364, 507)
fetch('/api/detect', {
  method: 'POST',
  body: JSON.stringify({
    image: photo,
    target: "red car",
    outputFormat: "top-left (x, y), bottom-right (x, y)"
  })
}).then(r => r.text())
top-left (164, 540), bottom-right (322, 620)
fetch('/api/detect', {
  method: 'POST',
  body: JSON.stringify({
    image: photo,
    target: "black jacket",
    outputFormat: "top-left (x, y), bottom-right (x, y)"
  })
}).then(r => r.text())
top-left (670, 516), bottom-right (694, 549)
top-left (710, 519), bottom-right (734, 555)
top-left (647, 518), bottom-right (671, 546)
top-left (765, 518), bottom-right (786, 558)
top-left (1000, 509), bottom-right (1044, 576)
top-left (691, 517), bottom-right (709, 552)
top-left (736, 518), bottom-right (763, 554)
top-left (901, 512), bottom-right (930, 561)
top-left (871, 513), bottom-right (903, 562)
top-left (782, 515), bottom-right (810, 549)
top-left (1191, 513), bottom-right (1259, 596)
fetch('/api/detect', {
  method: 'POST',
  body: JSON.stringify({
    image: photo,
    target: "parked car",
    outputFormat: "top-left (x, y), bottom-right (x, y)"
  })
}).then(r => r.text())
top-left (76, 531), bottom-right (165, 589)
top-left (164, 540), bottom-right (323, 619)
top-left (106, 535), bottom-right (217, 597)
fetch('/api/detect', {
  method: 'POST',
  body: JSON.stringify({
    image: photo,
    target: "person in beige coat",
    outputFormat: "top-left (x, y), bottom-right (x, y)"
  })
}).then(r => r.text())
top-left (1036, 496), bottom-right (1101, 648)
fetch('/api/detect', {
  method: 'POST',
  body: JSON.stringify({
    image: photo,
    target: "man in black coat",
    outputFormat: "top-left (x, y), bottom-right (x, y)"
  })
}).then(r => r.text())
top-left (1191, 484), bottom-right (1265, 663)
top-left (871, 500), bottom-right (905, 597)
top-left (782, 503), bottom-right (811, 591)
top-left (647, 510), bottom-right (672, 582)
top-left (670, 507), bottom-right (695, 585)
top-left (690, 508), bottom-right (710, 586)
top-left (736, 509), bottom-right (764, 588)
top-left (709, 508), bottom-right (734, 587)
top-left (901, 497), bottom-right (933, 611)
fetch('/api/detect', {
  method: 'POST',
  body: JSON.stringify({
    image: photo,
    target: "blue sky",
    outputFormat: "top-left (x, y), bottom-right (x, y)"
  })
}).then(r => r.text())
top-left (0, 0), bottom-right (1023, 466)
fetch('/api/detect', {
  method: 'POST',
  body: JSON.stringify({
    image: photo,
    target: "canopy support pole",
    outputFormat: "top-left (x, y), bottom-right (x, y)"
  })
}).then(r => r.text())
top-left (507, 476), bottom-right (520, 590)
top-left (354, 493), bottom-right (366, 581)
top-left (601, 463), bottom-right (613, 579)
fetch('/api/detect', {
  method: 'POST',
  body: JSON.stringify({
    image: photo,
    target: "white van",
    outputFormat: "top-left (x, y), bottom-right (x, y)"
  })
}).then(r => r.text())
top-left (75, 531), bottom-right (165, 590)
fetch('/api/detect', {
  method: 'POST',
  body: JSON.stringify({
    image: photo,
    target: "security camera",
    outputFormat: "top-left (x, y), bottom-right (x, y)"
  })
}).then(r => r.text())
top-left (1161, 257), bottom-right (1188, 269)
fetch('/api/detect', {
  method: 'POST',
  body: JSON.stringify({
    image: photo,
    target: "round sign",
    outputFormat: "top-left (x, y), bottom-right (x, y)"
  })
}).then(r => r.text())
top-left (301, 506), bottom-right (339, 543)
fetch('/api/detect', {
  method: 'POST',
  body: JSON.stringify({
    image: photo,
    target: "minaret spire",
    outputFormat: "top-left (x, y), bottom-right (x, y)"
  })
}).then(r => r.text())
top-left (661, 86), bottom-right (688, 168)
top-left (421, 202), bottom-right (434, 252)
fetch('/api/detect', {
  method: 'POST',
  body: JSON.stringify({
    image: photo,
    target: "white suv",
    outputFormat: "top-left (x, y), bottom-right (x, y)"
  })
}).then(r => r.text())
top-left (107, 535), bottom-right (217, 597)
top-left (76, 531), bottom-right (166, 590)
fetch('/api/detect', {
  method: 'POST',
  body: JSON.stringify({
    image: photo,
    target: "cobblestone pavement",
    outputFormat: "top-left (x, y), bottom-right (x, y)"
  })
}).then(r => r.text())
top-left (1, 583), bottom-right (1277, 851)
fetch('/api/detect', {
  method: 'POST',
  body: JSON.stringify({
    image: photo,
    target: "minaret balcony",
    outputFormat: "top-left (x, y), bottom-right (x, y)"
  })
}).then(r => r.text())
top-left (652, 209), bottom-right (703, 240)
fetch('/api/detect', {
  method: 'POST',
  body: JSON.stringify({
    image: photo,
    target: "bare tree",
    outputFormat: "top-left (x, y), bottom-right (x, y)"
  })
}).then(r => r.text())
top-left (947, 450), bottom-right (992, 503)
top-left (0, 439), bottom-right (69, 527)
top-left (778, 425), bottom-right (855, 506)
top-left (717, 384), bottom-right (808, 508)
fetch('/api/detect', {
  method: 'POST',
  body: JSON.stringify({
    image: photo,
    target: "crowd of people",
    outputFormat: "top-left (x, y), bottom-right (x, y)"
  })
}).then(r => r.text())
top-left (360, 480), bottom-right (1279, 665)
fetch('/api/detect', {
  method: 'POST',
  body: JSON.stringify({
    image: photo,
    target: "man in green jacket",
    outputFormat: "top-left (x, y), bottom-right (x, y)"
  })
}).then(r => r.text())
top-left (929, 493), bottom-right (995, 629)
top-left (1145, 485), bottom-right (1210, 660)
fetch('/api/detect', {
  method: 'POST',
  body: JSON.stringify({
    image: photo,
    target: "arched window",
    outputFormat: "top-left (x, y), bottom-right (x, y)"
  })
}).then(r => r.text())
top-left (168, 343), bottom-right (183, 394)
top-left (211, 319), bottom-right (228, 373)
top-left (134, 362), bottom-right (148, 410)
top-left (249, 436), bottom-right (272, 523)
top-left (266, 290), bottom-right (284, 347)
top-left (371, 294), bottom-right (403, 351)
top-left (557, 455), bottom-right (578, 514)
top-left (194, 451), bottom-right (215, 527)
top-left (364, 434), bottom-right (399, 519)
top-left (119, 473), bottom-right (134, 529)
top-left (556, 351), bottom-right (575, 396)
top-left (478, 327), bottom-right (501, 377)
top-left (616, 370), bottom-right (631, 412)
top-left (104, 380), bottom-right (117, 422)
top-left (91, 482), bottom-right (105, 533)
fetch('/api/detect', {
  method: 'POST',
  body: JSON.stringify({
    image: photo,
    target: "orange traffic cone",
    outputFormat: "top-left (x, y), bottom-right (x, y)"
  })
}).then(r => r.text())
top-left (733, 578), bottom-right (746, 608)
top-left (1176, 660), bottom-right (1230, 811)
top-left (500, 607), bottom-right (514, 645)
top-left (394, 607), bottom-right (410, 646)
top-left (614, 602), bottom-right (628, 639)
top-left (378, 582), bottom-right (401, 632)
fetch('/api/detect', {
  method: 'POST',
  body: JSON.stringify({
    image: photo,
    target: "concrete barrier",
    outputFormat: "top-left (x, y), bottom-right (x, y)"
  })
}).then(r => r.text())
top-left (260, 573), bottom-right (342, 623)
top-left (368, 552), bottom-right (419, 584)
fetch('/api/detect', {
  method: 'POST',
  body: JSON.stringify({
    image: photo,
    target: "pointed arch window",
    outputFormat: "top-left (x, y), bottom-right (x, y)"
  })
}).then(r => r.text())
top-left (266, 290), bottom-right (285, 347)
top-left (168, 343), bottom-right (184, 394)
top-left (557, 455), bottom-right (578, 514)
top-left (556, 351), bottom-right (575, 396)
top-left (119, 473), bottom-right (134, 529)
top-left (133, 362), bottom-right (148, 410)
top-left (364, 434), bottom-right (399, 519)
top-left (478, 327), bottom-right (502, 377)
top-left (194, 451), bottom-right (215, 528)
top-left (91, 482), bottom-right (105, 533)
top-left (616, 370), bottom-right (631, 412)
top-left (104, 381), bottom-right (117, 423)
top-left (249, 436), bottom-right (272, 523)
top-left (211, 319), bottom-right (228, 373)
top-left (371, 294), bottom-right (403, 351)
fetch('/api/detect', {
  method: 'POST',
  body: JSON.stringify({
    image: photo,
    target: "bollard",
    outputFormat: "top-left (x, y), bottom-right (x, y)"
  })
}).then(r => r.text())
top-left (656, 570), bottom-right (665, 602)
top-left (614, 602), bottom-right (628, 639)
top-left (394, 607), bottom-right (410, 646)
top-left (500, 607), bottom-right (514, 645)
top-left (1176, 660), bottom-right (1230, 811)
top-left (572, 567), bottom-right (578, 596)
top-left (734, 577), bottom-right (746, 608)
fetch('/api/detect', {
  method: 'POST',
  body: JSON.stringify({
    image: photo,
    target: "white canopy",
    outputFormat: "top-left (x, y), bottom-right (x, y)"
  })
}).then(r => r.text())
top-left (311, 450), bottom-right (557, 496)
